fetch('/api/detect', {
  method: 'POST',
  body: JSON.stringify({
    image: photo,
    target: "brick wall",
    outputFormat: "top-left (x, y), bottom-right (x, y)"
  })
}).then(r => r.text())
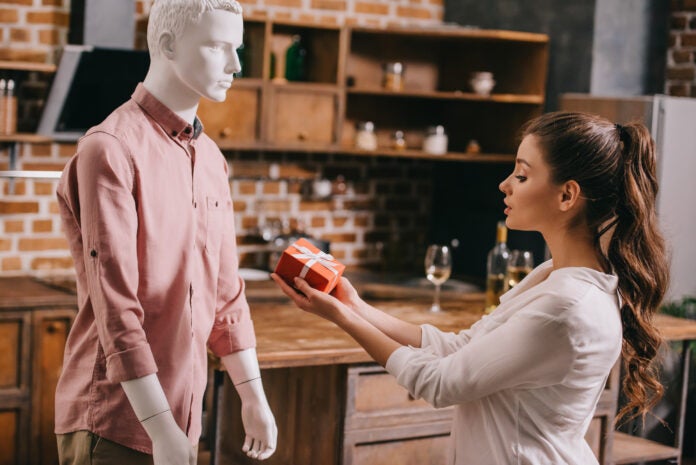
top-left (667, 0), bottom-right (696, 96)
top-left (0, 0), bottom-right (442, 277)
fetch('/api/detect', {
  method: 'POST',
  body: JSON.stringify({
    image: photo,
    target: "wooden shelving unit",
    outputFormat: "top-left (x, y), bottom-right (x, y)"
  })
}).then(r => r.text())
top-left (196, 19), bottom-right (549, 162)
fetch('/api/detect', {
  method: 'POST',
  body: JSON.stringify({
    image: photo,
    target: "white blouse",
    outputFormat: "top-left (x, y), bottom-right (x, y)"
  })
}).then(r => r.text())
top-left (385, 260), bottom-right (622, 465)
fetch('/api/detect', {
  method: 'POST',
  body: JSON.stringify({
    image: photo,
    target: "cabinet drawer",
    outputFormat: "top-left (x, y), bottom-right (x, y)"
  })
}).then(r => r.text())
top-left (198, 86), bottom-right (261, 143)
top-left (267, 87), bottom-right (338, 144)
top-left (343, 424), bottom-right (451, 465)
top-left (345, 364), bottom-right (452, 431)
top-left (0, 312), bottom-right (31, 394)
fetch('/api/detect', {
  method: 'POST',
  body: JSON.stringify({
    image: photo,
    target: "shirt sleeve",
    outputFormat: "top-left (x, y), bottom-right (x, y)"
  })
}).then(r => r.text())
top-left (419, 313), bottom-right (496, 356)
top-left (385, 312), bottom-right (575, 408)
top-left (76, 132), bottom-right (157, 383)
top-left (207, 159), bottom-right (256, 356)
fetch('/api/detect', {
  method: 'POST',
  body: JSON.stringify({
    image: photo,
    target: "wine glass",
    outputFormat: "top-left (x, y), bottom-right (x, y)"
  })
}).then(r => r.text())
top-left (507, 250), bottom-right (534, 289)
top-left (424, 244), bottom-right (452, 312)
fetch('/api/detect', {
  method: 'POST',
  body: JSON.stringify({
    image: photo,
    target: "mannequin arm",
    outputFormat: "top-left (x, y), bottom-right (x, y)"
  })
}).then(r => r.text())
top-left (121, 374), bottom-right (196, 465)
top-left (221, 348), bottom-right (277, 460)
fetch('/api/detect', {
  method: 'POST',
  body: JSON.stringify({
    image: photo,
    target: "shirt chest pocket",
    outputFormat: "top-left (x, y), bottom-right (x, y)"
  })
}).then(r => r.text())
top-left (205, 196), bottom-right (225, 255)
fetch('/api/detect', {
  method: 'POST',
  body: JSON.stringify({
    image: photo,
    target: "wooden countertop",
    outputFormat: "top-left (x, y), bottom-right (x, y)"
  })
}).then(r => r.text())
top-left (2, 276), bottom-right (695, 369)
top-left (247, 281), bottom-right (487, 368)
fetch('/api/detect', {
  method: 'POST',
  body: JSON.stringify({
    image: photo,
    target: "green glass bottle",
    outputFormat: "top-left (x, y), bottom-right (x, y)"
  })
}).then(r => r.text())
top-left (285, 35), bottom-right (307, 81)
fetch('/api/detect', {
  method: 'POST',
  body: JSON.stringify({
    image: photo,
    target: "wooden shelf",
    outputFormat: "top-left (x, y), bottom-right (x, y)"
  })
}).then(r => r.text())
top-left (0, 133), bottom-right (52, 144)
top-left (214, 141), bottom-right (515, 163)
top-left (0, 60), bottom-right (56, 73)
top-left (269, 81), bottom-right (340, 92)
top-left (611, 432), bottom-right (680, 464)
top-left (346, 87), bottom-right (544, 104)
top-left (349, 25), bottom-right (549, 43)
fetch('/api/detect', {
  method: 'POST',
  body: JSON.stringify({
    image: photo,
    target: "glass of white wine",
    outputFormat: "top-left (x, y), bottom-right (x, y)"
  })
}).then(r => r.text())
top-left (424, 244), bottom-right (452, 312)
top-left (507, 250), bottom-right (534, 289)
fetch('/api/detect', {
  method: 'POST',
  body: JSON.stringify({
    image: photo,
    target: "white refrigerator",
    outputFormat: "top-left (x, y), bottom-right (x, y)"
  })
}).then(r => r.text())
top-left (561, 94), bottom-right (696, 302)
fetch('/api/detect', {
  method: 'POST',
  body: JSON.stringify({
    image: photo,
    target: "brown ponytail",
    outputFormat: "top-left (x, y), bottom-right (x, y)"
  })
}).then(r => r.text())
top-left (522, 112), bottom-right (669, 424)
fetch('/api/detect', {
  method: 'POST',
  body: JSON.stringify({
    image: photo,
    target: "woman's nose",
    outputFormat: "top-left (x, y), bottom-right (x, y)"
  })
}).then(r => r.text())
top-left (499, 176), bottom-right (510, 194)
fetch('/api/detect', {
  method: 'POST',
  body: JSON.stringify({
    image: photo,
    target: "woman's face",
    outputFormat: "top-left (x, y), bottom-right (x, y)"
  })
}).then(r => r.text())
top-left (499, 135), bottom-right (564, 233)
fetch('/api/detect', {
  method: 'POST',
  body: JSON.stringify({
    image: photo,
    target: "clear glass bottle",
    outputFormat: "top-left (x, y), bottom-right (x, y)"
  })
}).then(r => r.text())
top-left (382, 62), bottom-right (404, 91)
top-left (485, 221), bottom-right (510, 313)
top-left (355, 121), bottom-right (377, 150)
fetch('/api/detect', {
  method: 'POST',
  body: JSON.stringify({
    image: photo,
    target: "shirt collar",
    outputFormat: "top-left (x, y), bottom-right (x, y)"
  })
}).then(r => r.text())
top-left (131, 83), bottom-right (203, 142)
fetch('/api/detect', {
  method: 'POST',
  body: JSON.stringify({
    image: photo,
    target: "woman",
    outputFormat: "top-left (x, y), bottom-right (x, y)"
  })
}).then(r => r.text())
top-left (271, 111), bottom-right (669, 464)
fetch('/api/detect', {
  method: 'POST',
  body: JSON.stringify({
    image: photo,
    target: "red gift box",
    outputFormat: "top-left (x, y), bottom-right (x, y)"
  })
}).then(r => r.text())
top-left (274, 238), bottom-right (345, 293)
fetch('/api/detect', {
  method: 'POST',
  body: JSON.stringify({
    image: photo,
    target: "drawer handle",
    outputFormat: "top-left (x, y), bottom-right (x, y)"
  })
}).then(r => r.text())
top-left (46, 322), bottom-right (62, 334)
top-left (297, 131), bottom-right (308, 141)
top-left (220, 127), bottom-right (232, 139)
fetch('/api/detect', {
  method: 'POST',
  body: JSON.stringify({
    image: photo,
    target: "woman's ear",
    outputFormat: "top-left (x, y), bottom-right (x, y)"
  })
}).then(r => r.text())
top-left (158, 31), bottom-right (176, 59)
top-left (559, 180), bottom-right (582, 212)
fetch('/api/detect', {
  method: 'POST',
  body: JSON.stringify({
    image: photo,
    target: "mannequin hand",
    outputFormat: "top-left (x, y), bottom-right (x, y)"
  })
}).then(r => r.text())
top-left (121, 374), bottom-right (195, 464)
top-left (221, 349), bottom-right (277, 460)
top-left (271, 274), bottom-right (348, 324)
top-left (144, 410), bottom-right (197, 465)
top-left (237, 379), bottom-right (277, 460)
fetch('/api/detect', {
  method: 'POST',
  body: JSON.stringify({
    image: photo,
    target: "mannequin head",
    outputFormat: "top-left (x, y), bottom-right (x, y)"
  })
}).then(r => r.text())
top-left (145, 0), bottom-right (243, 106)
top-left (147, 0), bottom-right (243, 60)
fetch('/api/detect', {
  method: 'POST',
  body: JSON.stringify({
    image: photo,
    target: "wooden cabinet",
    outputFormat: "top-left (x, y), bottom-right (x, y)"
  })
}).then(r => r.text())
top-left (201, 19), bottom-right (548, 163)
top-left (0, 278), bottom-right (76, 465)
top-left (213, 363), bottom-right (612, 465)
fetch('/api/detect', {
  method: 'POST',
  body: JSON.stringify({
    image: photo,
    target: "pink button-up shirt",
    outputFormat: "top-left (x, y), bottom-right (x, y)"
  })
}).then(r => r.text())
top-left (55, 83), bottom-right (255, 453)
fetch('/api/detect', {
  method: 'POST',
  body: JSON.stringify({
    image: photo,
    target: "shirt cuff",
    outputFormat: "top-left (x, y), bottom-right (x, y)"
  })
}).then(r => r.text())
top-left (105, 343), bottom-right (158, 383)
top-left (208, 318), bottom-right (257, 357)
top-left (385, 345), bottom-right (415, 378)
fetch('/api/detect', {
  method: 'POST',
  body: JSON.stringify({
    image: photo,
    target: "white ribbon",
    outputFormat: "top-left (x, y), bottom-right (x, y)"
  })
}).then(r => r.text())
top-left (291, 244), bottom-right (339, 280)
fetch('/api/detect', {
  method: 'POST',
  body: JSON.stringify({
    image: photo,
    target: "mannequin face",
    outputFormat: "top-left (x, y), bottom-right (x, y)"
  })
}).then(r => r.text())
top-left (165, 9), bottom-right (243, 102)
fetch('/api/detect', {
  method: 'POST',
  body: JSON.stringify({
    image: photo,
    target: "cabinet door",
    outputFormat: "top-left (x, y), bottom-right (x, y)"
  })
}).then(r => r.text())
top-left (0, 311), bottom-right (31, 465)
top-left (30, 309), bottom-right (75, 465)
top-left (266, 86), bottom-right (339, 145)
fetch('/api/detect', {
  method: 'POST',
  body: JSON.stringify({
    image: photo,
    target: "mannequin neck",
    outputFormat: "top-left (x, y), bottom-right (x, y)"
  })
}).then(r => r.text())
top-left (142, 59), bottom-right (199, 125)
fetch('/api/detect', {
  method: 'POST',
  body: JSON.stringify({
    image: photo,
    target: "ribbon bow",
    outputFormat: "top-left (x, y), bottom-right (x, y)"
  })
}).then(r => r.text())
top-left (291, 244), bottom-right (339, 280)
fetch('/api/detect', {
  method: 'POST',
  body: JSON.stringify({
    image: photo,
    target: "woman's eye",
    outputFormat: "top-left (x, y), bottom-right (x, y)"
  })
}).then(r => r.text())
top-left (515, 175), bottom-right (527, 182)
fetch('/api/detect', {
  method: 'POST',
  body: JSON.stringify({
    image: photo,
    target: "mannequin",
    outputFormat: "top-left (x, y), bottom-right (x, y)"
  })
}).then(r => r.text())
top-left (54, 1), bottom-right (276, 464)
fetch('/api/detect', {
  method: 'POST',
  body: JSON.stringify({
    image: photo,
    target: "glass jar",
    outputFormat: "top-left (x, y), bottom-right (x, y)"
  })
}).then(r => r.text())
top-left (382, 62), bottom-right (404, 91)
top-left (355, 121), bottom-right (378, 150)
top-left (423, 125), bottom-right (448, 155)
top-left (392, 130), bottom-right (407, 150)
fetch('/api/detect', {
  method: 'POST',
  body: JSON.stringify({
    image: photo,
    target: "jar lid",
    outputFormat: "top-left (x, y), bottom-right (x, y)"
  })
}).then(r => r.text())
top-left (383, 62), bottom-right (404, 74)
top-left (356, 121), bottom-right (375, 131)
top-left (426, 125), bottom-right (446, 135)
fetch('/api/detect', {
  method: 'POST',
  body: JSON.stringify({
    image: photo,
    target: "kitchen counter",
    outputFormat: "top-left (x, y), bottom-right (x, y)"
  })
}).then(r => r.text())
top-left (239, 279), bottom-right (487, 369)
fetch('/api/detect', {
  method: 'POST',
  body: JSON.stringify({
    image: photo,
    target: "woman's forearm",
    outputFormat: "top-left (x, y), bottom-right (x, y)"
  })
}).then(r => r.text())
top-left (335, 306), bottom-right (403, 366)
top-left (353, 301), bottom-right (423, 348)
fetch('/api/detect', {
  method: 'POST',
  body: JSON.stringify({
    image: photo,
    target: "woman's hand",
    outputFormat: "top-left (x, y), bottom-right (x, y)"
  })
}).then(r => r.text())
top-left (330, 277), bottom-right (364, 312)
top-left (270, 273), bottom-right (349, 324)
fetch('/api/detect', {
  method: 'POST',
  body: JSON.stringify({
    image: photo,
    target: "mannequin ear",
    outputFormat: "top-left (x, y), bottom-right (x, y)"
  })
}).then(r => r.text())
top-left (158, 31), bottom-right (176, 59)
top-left (559, 180), bottom-right (582, 212)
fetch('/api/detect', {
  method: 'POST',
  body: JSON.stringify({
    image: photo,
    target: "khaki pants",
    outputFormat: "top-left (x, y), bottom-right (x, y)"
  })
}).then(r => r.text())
top-left (57, 431), bottom-right (154, 465)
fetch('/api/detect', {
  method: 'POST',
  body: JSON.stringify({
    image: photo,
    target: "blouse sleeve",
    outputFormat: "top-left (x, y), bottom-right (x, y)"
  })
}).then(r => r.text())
top-left (385, 312), bottom-right (575, 408)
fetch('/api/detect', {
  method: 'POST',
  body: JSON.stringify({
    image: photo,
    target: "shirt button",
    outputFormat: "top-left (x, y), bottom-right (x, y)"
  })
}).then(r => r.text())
top-left (215, 201), bottom-right (218, 207)
top-left (90, 249), bottom-right (97, 257)
top-left (171, 130), bottom-right (177, 137)
top-left (194, 202), bottom-right (197, 208)
top-left (184, 127), bottom-right (192, 134)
